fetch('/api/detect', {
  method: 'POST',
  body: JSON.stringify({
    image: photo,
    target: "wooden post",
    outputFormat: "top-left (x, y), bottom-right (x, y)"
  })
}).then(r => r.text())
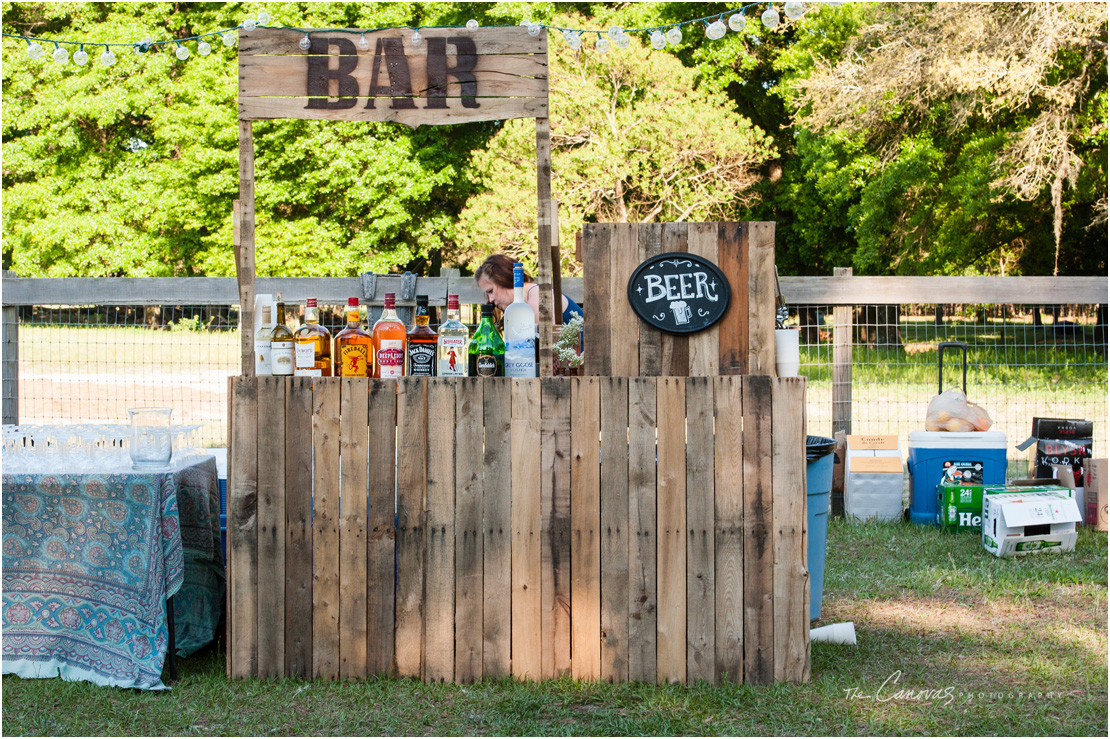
top-left (832, 268), bottom-right (853, 436)
top-left (551, 200), bottom-right (563, 326)
top-left (536, 117), bottom-right (555, 377)
top-left (237, 120), bottom-right (257, 377)
top-left (2, 271), bottom-right (18, 425)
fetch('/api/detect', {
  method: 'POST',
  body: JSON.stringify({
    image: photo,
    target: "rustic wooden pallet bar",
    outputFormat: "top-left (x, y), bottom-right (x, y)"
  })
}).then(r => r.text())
top-left (227, 375), bottom-right (809, 685)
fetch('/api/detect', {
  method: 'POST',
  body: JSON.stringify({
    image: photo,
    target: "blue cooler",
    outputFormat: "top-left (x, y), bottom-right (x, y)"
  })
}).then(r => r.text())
top-left (908, 431), bottom-right (1007, 525)
top-left (806, 435), bottom-right (836, 621)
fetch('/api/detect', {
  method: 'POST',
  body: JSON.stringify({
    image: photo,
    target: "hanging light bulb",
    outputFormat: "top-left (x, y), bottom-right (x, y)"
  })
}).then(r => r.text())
top-left (566, 31), bottom-right (582, 50)
top-left (650, 30), bottom-right (666, 50)
top-left (257, 11), bottom-right (270, 25)
top-left (26, 41), bottom-right (44, 60)
top-left (411, 29), bottom-right (423, 47)
top-left (665, 26), bottom-right (683, 45)
top-left (761, 6), bottom-right (780, 29)
top-left (729, 13), bottom-right (747, 32)
top-left (595, 34), bottom-right (610, 53)
top-left (222, 32), bottom-right (236, 47)
top-left (528, 22), bottom-right (542, 37)
top-left (100, 47), bottom-right (116, 66)
top-left (242, 18), bottom-right (257, 32)
top-left (784, 2), bottom-right (805, 20)
top-left (608, 26), bottom-right (623, 40)
top-left (53, 45), bottom-right (69, 64)
top-left (357, 33), bottom-right (370, 51)
top-left (706, 19), bottom-right (727, 40)
top-left (300, 34), bottom-right (312, 51)
top-left (466, 19), bottom-right (479, 32)
top-left (615, 32), bottom-right (631, 49)
top-left (175, 44), bottom-right (190, 60)
top-left (198, 40), bottom-right (211, 55)
top-left (73, 46), bottom-right (89, 65)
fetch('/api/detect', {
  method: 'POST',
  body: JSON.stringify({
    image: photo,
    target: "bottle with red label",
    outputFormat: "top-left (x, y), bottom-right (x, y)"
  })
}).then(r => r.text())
top-left (373, 292), bottom-right (407, 378)
top-left (334, 297), bottom-right (371, 377)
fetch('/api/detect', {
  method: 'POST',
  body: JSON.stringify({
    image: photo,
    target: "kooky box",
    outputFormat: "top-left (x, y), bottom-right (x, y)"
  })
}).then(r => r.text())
top-left (981, 488), bottom-right (1081, 557)
top-left (1020, 417), bottom-right (1093, 485)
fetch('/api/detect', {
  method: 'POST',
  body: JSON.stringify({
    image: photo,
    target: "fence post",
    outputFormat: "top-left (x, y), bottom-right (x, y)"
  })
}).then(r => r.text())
top-left (832, 267), bottom-right (852, 436)
top-left (2, 271), bottom-right (17, 425)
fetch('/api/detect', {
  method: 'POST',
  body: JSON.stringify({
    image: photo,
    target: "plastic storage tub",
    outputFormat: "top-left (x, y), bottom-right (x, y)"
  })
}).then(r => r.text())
top-left (908, 430), bottom-right (1007, 525)
top-left (806, 435), bottom-right (835, 621)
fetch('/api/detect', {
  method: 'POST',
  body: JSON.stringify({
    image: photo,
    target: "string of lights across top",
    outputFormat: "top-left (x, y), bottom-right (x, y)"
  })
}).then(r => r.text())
top-left (2, 2), bottom-right (829, 67)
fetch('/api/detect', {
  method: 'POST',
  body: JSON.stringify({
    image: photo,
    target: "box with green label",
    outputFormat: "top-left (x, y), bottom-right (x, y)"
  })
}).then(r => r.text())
top-left (980, 487), bottom-right (1081, 558)
top-left (937, 482), bottom-right (984, 532)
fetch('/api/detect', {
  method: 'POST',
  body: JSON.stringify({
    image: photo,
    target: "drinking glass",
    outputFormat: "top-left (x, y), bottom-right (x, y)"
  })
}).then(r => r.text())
top-left (129, 408), bottom-right (173, 470)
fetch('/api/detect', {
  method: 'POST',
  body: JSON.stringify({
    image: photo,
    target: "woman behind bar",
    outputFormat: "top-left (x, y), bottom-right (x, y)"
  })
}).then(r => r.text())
top-left (474, 254), bottom-right (583, 326)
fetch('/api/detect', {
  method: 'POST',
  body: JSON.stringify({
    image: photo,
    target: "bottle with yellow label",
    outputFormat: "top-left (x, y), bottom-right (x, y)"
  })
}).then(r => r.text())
top-left (334, 297), bottom-right (371, 377)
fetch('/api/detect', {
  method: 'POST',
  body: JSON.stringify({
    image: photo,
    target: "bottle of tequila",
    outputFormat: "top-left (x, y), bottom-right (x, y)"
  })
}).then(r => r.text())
top-left (437, 294), bottom-right (470, 377)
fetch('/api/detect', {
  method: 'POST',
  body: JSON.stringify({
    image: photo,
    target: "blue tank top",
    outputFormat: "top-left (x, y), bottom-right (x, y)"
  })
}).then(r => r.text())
top-left (562, 295), bottom-right (583, 325)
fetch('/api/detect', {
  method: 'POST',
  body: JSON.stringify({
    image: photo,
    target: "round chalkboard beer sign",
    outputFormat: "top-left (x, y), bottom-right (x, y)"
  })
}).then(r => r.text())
top-left (626, 252), bottom-right (731, 335)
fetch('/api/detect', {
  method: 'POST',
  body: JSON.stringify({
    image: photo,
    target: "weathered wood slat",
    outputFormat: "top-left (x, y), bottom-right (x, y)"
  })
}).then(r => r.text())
top-left (366, 379), bottom-right (397, 677)
top-left (833, 268), bottom-right (853, 437)
top-left (636, 226), bottom-right (663, 376)
top-left (228, 376), bottom-right (258, 678)
top-left (570, 377), bottom-right (602, 680)
top-left (600, 376), bottom-right (629, 683)
top-left (311, 379), bottom-right (341, 679)
top-left (255, 376), bottom-right (286, 677)
top-left (424, 379), bottom-right (456, 683)
top-left (609, 224), bottom-right (640, 376)
top-left (454, 379), bottom-right (484, 683)
top-left (338, 377), bottom-right (369, 679)
top-left (713, 376), bottom-right (744, 684)
top-left (511, 379), bottom-right (542, 680)
top-left (482, 379), bottom-right (513, 678)
top-left (748, 223), bottom-right (776, 376)
top-left (539, 378), bottom-right (572, 678)
top-left (743, 375), bottom-right (774, 685)
top-left (685, 377), bottom-right (715, 684)
top-left (687, 224), bottom-right (721, 377)
top-left (238, 26), bottom-right (548, 56)
top-left (656, 376), bottom-right (686, 683)
top-left (772, 377), bottom-right (808, 684)
top-left (661, 225), bottom-right (690, 376)
top-left (717, 223), bottom-right (748, 375)
top-left (627, 377), bottom-right (658, 683)
top-left (1, 300), bottom-right (17, 424)
top-left (396, 379), bottom-right (428, 679)
top-left (582, 224), bottom-right (612, 376)
top-left (240, 96), bottom-right (547, 125)
top-left (284, 377), bottom-right (314, 678)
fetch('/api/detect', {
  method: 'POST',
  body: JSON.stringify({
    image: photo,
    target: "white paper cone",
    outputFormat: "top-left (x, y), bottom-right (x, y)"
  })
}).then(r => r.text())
top-left (810, 621), bottom-right (857, 645)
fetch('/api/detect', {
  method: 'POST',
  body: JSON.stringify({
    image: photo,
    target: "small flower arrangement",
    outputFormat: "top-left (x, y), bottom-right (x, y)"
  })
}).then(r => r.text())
top-left (553, 311), bottom-right (584, 375)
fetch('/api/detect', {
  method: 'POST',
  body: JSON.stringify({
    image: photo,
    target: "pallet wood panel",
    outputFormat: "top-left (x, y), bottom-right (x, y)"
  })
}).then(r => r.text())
top-left (687, 224), bottom-right (720, 378)
top-left (511, 379), bottom-right (542, 680)
top-left (627, 378), bottom-right (658, 683)
top-left (338, 378), bottom-right (369, 679)
top-left (713, 377), bottom-right (744, 683)
top-left (482, 380), bottom-right (513, 678)
top-left (454, 379), bottom-right (484, 683)
top-left (772, 378), bottom-right (808, 683)
top-left (636, 227), bottom-right (664, 376)
top-left (311, 379), bottom-right (341, 679)
top-left (609, 225), bottom-right (640, 377)
top-left (600, 377), bottom-right (629, 683)
top-left (661, 225), bottom-right (690, 377)
top-left (366, 380), bottom-right (396, 677)
top-left (425, 379), bottom-right (456, 682)
top-left (656, 377), bottom-right (686, 683)
top-left (717, 223), bottom-right (748, 375)
top-left (747, 223), bottom-right (776, 376)
top-left (743, 375), bottom-right (774, 685)
top-left (571, 377), bottom-right (602, 680)
top-left (685, 377), bottom-right (715, 684)
top-left (239, 26), bottom-right (547, 56)
top-left (396, 379), bottom-right (427, 679)
top-left (256, 376), bottom-right (286, 678)
top-left (540, 378), bottom-right (573, 678)
top-left (582, 224), bottom-right (612, 376)
top-left (228, 376), bottom-right (258, 678)
top-left (284, 377), bottom-right (314, 677)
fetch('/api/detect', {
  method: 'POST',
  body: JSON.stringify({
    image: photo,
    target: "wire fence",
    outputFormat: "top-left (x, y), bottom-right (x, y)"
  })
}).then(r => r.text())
top-left (8, 301), bottom-right (1107, 477)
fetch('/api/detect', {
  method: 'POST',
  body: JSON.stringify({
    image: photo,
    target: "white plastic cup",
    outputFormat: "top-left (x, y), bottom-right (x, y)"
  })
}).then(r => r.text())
top-left (810, 621), bottom-right (857, 645)
top-left (775, 328), bottom-right (801, 377)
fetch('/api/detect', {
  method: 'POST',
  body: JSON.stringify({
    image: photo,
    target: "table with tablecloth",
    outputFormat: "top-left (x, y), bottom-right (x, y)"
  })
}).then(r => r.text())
top-left (2, 456), bottom-right (223, 690)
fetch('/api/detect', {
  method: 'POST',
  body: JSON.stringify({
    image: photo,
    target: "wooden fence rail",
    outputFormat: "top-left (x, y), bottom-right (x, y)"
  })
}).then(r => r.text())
top-left (227, 375), bottom-right (809, 685)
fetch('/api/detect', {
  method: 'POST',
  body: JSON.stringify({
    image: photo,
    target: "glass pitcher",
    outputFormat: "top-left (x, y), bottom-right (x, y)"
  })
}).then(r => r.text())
top-left (129, 407), bottom-right (173, 470)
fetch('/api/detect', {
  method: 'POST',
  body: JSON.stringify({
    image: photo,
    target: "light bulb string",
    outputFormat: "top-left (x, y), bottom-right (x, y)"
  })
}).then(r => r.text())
top-left (1, 2), bottom-right (813, 51)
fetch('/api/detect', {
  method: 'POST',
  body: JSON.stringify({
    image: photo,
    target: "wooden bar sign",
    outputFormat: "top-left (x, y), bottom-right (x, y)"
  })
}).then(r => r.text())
top-left (238, 27), bottom-right (549, 126)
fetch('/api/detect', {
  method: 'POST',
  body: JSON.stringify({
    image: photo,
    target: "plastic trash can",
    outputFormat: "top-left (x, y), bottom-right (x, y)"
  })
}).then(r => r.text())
top-left (806, 435), bottom-right (836, 621)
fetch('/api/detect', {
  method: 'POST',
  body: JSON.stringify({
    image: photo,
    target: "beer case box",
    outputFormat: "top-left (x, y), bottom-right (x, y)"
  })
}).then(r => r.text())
top-left (1083, 458), bottom-right (1108, 531)
top-left (937, 482), bottom-right (984, 532)
top-left (981, 488), bottom-right (1081, 558)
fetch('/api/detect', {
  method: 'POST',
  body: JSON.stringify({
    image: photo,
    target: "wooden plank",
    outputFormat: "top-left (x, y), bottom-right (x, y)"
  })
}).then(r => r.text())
top-left (339, 377), bottom-right (369, 679)
top-left (570, 377), bottom-right (602, 680)
top-left (240, 95), bottom-right (547, 125)
top-left (255, 376), bottom-right (286, 678)
top-left (717, 223), bottom-right (748, 375)
top-left (454, 378), bottom-right (484, 683)
top-left (228, 377), bottom-right (258, 678)
top-left (660, 224), bottom-right (690, 376)
top-left (833, 268), bottom-right (853, 436)
top-left (395, 378), bottom-right (428, 679)
top-left (311, 378), bottom-right (341, 679)
top-left (656, 376), bottom-right (686, 683)
top-left (237, 121), bottom-right (256, 376)
top-left (239, 26), bottom-right (548, 56)
top-left (747, 222), bottom-right (776, 376)
top-left (536, 116), bottom-right (554, 377)
top-left (609, 224), bottom-right (640, 376)
top-left (425, 378), bottom-right (456, 683)
top-left (1, 300), bottom-right (17, 424)
top-left (482, 378), bottom-right (513, 678)
top-left (582, 224), bottom-right (611, 376)
top-left (686, 223), bottom-right (721, 377)
top-left (284, 376), bottom-right (314, 678)
top-left (714, 376), bottom-right (744, 684)
top-left (600, 377), bottom-right (629, 682)
top-left (685, 376), bottom-right (715, 684)
top-left (511, 379), bottom-right (543, 680)
top-left (539, 378), bottom-right (572, 677)
top-left (636, 226), bottom-right (663, 377)
top-left (743, 375), bottom-right (775, 685)
top-left (366, 379), bottom-right (397, 677)
top-left (627, 377), bottom-right (658, 683)
top-left (772, 377), bottom-right (808, 684)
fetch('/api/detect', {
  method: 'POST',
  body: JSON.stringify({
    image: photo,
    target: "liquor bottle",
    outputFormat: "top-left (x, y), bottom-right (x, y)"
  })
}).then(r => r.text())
top-left (469, 303), bottom-right (505, 377)
top-left (293, 298), bottom-right (332, 376)
top-left (254, 302), bottom-right (275, 375)
top-left (334, 297), bottom-right (372, 377)
top-left (503, 262), bottom-right (538, 378)
top-left (373, 292), bottom-right (406, 378)
top-left (270, 294), bottom-right (295, 376)
top-left (437, 294), bottom-right (470, 377)
top-left (406, 295), bottom-right (437, 376)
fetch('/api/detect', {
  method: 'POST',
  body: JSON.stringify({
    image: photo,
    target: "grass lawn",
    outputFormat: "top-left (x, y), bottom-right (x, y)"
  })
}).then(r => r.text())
top-left (3, 521), bottom-right (1106, 736)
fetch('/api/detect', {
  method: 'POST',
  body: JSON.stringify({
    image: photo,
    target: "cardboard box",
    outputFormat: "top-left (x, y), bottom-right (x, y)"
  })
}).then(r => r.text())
top-left (1050, 463), bottom-right (1085, 527)
top-left (938, 482), bottom-right (983, 532)
top-left (1084, 458), bottom-right (1108, 531)
top-left (981, 489), bottom-right (1081, 557)
top-left (1018, 417), bottom-right (1093, 484)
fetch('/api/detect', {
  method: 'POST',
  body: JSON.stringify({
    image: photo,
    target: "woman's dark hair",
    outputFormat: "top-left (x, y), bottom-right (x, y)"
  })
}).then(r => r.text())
top-left (475, 254), bottom-right (533, 288)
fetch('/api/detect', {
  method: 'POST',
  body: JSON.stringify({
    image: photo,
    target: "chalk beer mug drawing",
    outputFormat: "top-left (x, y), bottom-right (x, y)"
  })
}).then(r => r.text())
top-left (669, 300), bottom-right (693, 325)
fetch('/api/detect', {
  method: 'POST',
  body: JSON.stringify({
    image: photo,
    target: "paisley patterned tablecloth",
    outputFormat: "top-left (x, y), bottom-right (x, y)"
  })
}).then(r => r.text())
top-left (2, 457), bottom-right (223, 690)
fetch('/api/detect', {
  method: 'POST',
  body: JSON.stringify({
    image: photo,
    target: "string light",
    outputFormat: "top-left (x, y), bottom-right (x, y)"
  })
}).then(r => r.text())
top-left (26, 40), bottom-right (43, 59)
top-left (175, 42), bottom-right (189, 60)
top-left (410, 29), bottom-right (422, 46)
top-left (729, 13), bottom-right (747, 32)
top-left (357, 32), bottom-right (370, 51)
top-left (257, 12), bottom-right (271, 25)
top-left (242, 18), bottom-right (257, 32)
top-left (650, 30), bottom-right (666, 50)
top-left (706, 18), bottom-right (727, 40)
top-left (595, 33), bottom-right (610, 53)
top-left (222, 32), bottom-right (236, 47)
top-left (784, 2), bottom-right (806, 20)
top-left (198, 40), bottom-right (211, 55)
top-left (466, 19), bottom-right (479, 32)
top-left (761, 4), bottom-right (781, 29)
top-left (100, 47), bottom-right (115, 66)
top-left (665, 26), bottom-right (683, 45)
top-left (300, 34), bottom-right (312, 50)
top-left (52, 44), bottom-right (69, 64)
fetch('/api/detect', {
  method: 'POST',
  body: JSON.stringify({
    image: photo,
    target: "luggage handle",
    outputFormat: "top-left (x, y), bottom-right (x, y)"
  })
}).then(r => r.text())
top-left (937, 341), bottom-right (968, 395)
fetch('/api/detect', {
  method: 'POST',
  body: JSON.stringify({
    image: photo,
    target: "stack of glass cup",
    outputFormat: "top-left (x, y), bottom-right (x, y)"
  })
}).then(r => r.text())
top-left (2, 418), bottom-right (205, 473)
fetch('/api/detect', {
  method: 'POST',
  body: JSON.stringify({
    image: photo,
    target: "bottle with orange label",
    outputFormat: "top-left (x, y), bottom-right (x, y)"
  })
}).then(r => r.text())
top-left (372, 292), bottom-right (407, 378)
top-left (334, 297), bottom-right (371, 377)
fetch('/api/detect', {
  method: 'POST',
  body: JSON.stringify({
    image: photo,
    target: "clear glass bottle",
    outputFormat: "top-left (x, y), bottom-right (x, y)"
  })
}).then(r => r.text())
top-left (469, 303), bottom-right (505, 377)
top-left (254, 303), bottom-right (274, 375)
top-left (406, 295), bottom-right (437, 376)
top-left (270, 294), bottom-right (295, 376)
top-left (334, 297), bottom-right (372, 377)
top-left (293, 297), bottom-right (332, 376)
top-left (503, 262), bottom-right (538, 378)
top-left (437, 294), bottom-right (470, 377)
top-left (373, 292), bottom-right (407, 378)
